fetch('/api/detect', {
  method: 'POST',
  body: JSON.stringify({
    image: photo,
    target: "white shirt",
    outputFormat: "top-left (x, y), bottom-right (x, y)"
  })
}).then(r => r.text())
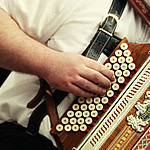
top-left (0, 0), bottom-right (150, 147)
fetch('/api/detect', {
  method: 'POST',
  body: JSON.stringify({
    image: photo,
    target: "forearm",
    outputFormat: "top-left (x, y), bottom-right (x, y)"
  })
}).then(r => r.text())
top-left (0, 8), bottom-right (54, 79)
top-left (0, 8), bottom-right (115, 97)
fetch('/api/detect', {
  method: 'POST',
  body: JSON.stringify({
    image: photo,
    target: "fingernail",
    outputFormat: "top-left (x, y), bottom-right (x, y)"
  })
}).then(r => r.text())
top-left (101, 89), bottom-right (106, 96)
top-left (111, 70), bottom-right (116, 80)
top-left (111, 74), bottom-right (116, 81)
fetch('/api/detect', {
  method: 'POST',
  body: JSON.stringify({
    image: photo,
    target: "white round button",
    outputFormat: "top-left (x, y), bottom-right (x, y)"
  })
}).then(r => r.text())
top-left (123, 50), bottom-right (131, 57)
top-left (72, 124), bottom-right (79, 132)
top-left (113, 63), bottom-right (120, 70)
top-left (70, 118), bottom-right (77, 125)
top-left (105, 63), bottom-right (112, 70)
top-left (112, 83), bottom-right (119, 90)
top-left (80, 124), bottom-right (87, 132)
top-left (86, 98), bottom-right (93, 104)
top-left (123, 70), bottom-right (130, 77)
top-left (64, 124), bottom-right (71, 132)
top-left (83, 111), bottom-right (90, 118)
top-left (107, 90), bottom-right (114, 97)
top-left (85, 117), bottom-right (93, 125)
top-left (78, 97), bottom-right (85, 104)
top-left (101, 97), bottom-right (109, 104)
top-left (78, 118), bottom-right (84, 125)
top-left (96, 104), bottom-right (103, 111)
top-left (91, 110), bottom-right (98, 118)
top-left (56, 124), bottom-right (63, 132)
top-left (126, 56), bottom-right (133, 63)
top-left (118, 76), bottom-right (125, 84)
top-left (88, 104), bottom-right (95, 111)
top-left (118, 56), bottom-right (125, 64)
top-left (115, 49), bottom-right (122, 57)
top-left (72, 104), bottom-right (79, 111)
top-left (128, 63), bottom-right (136, 70)
top-left (94, 97), bottom-right (101, 104)
top-left (120, 43), bottom-right (128, 50)
top-left (81, 104), bottom-right (88, 111)
top-left (61, 117), bottom-right (69, 125)
top-left (75, 111), bottom-right (82, 118)
top-left (121, 63), bottom-right (127, 70)
top-left (115, 70), bottom-right (122, 77)
top-left (67, 110), bottom-right (74, 118)
top-left (110, 56), bottom-right (117, 63)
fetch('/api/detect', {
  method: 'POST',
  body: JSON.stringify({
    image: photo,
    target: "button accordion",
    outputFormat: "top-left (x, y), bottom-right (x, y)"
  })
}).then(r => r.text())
top-left (51, 37), bottom-right (150, 150)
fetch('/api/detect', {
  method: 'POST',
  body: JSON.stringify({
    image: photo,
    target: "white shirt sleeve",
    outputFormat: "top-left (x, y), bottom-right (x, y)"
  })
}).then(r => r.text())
top-left (0, 0), bottom-right (11, 14)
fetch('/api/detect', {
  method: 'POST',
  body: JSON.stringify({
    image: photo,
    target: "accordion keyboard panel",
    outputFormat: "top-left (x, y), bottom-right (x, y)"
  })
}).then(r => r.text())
top-left (50, 38), bottom-right (150, 150)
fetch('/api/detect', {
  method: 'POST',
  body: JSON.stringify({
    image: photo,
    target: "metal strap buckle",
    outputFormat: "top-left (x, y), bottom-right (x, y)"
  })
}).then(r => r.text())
top-left (99, 13), bottom-right (119, 36)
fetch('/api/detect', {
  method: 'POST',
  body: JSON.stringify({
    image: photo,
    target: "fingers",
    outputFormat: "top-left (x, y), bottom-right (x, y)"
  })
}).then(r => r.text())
top-left (85, 58), bottom-right (115, 81)
top-left (80, 67), bottom-right (111, 89)
top-left (66, 83), bottom-right (93, 98)
top-left (73, 76), bottom-right (107, 96)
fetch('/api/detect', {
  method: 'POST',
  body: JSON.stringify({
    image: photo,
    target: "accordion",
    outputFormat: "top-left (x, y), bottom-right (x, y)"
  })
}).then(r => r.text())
top-left (51, 37), bottom-right (150, 150)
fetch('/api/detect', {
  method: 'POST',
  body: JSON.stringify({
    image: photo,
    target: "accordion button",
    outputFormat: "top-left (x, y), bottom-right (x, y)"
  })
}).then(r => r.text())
top-left (70, 118), bottom-right (77, 125)
top-left (96, 104), bottom-right (103, 111)
top-left (86, 98), bottom-right (93, 104)
top-left (123, 70), bottom-right (130, 77)
top-left (85, 117), bottom-right (93, 125)
top-left (110, 56), bottom-right (117, 63)
top-left (56, 124), bottom-right (63, 132)
top-left (83, 111), bottom-right (90, 117)
top-left (80, 124), bottom-right (87, 131)
top-left (118, 56), bottom-right (125, 64)
top-left (115, 70), bottom-right (122, 77)
top-left (78, 118), bottom-right (84, 125)
top-left (120, 43), bottom-right (128, 50)
top-left (94, 97), bottom-right (101, 104)
top-left (128, 63), bottom-right (136, 70)
top-left (67, 110), bottom-right (74, 118)
top-left (121, 63), bottom-right (128, 70)
top-left (61, 117), bottom-right (69, 125)
top-left (64, 124), bottom-right (72, 132)
top-left (75, 111), bottom-right (82, 118)
top-left (101, 97), bottom-right (109, 104)
top-left (72, 124), bottom-right (79, 132)
top-left (72, 104), bottom-right (79, 111)
top-left (105, 63), bottom-right (112, 70)
top-left (91, 110), bottom-right (98, 118)
top-left (107, 90), bottom-right (114, 97)
top-left (118, 76), bottom-right (125, 84)
top-left (88, 104), bottom-right (95, 111)
top-left (123, 50), bottom-right (131, 57)
top-left (113, 63), bottom-right (120, 70)
top-left (115, 49), bottom-right (122, 57)
top-left (112, 83), bottom-right (119, 90)
top-left (126, 56), bottom-right (133, 63)
top-left (78, 97), bottom-right (85, 104)
top-left (81, 104), bottom-right (88, 111)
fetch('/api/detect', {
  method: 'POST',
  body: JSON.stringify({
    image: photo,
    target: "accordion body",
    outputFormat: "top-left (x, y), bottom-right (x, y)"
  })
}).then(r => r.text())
top-left (51, 38), bottom-right (150, 150)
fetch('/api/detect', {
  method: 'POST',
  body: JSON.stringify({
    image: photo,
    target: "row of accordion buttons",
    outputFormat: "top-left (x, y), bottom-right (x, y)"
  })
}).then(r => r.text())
top-left (56, 42), bottom-right (136, 132)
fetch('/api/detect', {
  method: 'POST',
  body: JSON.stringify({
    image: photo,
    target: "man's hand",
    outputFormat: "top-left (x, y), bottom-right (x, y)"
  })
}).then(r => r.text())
top-left (43, 51), bottom-right (115, 97)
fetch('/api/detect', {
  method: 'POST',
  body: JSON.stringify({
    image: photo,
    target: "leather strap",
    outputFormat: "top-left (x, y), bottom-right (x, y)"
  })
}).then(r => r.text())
top-left (84, 0), bottom-right (127, 60)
